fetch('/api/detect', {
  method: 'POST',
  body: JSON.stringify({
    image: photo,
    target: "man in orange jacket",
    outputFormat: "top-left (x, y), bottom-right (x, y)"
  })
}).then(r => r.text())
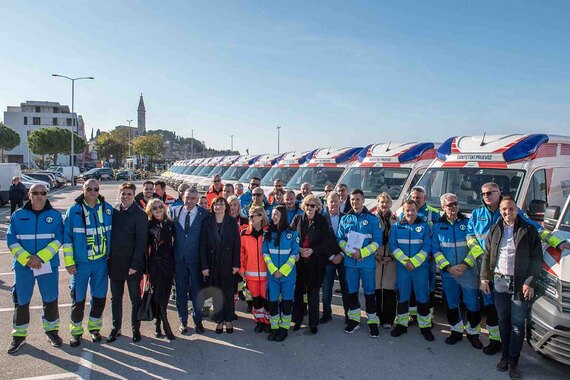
top-left (206, 175), bottom-right (224, 208)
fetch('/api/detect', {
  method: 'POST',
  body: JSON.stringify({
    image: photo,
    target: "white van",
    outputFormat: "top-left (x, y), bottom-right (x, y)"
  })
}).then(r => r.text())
top-left (415, 134), bottom-right (570, 216)
top-left (285, 147), bottom-right (363, 197)
top-left (186, 156), bottom-right (226, 189)
top-left (195, 155), bottom-right (240, 193)
top-left (260, 150), bottom-right (316, 195)
top-left (237, 153), bottom-right (283, 188)
top-left (220, 154), bottom-right (262, 187)
top-left (0, 163), bottom-right (23, 205)
top-left (336, 142), bottom-right (437, 213)
top-left (47, 165), bottom-right (81, 182)
top-left (529, 194), bottom-right (570, 365)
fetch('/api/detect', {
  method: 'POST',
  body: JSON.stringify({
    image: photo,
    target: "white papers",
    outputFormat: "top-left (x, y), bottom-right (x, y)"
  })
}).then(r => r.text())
top-left (33, 263), bottom-right (53, 277)
top-left (345, 231), bottom-right (366, 254)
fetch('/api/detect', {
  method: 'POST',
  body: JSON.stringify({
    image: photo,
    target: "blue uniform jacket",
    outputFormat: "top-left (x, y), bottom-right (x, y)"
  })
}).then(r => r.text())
top-left (337, 207), bottom-right (382, 269)
top-left (7, 200), bottom-right (63, 270)
top-left (389, 218), bottom-right (432, 268)
top-left (262, 228), bottom-right (300, 282)
top-left (432, 213), bottom-right (477, 275)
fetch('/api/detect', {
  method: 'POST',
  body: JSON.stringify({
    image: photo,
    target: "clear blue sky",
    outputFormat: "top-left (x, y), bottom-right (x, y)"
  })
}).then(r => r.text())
top-left (1, 0), bottom-right (569, 154)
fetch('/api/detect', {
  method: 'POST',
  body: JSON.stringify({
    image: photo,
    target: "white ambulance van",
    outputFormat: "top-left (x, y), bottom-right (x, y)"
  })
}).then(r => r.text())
top-left (237, 153), bottom-right (283, 187)
top-left (220, 154), bottom-right (262, 187)
top-left (529, 194), bottom-right (570, 365)
top-left (195, 155), bottom-right (240, 193)
top-left (336, 142), bottom-right (437, 213)
top-left (415, 134), bottom-right (570, 216)
top-left (285, 147), bottom-right (363, 197)
top-left (260, 150), bottom-right (316, 195)
top-left (187, 156), bottom-right (226, 189)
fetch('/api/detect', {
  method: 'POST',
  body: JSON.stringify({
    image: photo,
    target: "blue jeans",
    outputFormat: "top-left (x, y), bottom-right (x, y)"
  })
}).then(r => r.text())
top-left (175, 262), bottom-right (204, 325)
top-left (322, 261), bottom-right (348, 319)
top-left (494, 288), bottom-right (529, 363)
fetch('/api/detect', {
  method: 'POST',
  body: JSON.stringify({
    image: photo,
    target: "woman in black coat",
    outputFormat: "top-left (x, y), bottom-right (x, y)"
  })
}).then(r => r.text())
top-left (146, 199), bottom-right (176, 340)
top-left (201, 196), bottom-right (241, 334)
top-left (291, 194), bottom-right (332, 334)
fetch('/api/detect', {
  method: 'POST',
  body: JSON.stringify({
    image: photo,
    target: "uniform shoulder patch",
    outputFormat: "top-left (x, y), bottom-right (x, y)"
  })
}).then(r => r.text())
top-left (45, 216), bottom-right (54, 224)
top-left (459, 225), bottom-right (466, 231)
top-left (296, 236), bottom-right (300, 244)
top-left (415, 226), bottom-right (423, 233)
top-left (105, 209), bottom-right (112, 215)
top-left (286, 233), bottom-right (292, 240)
top-left (362, 220), bottom-right (368, 226)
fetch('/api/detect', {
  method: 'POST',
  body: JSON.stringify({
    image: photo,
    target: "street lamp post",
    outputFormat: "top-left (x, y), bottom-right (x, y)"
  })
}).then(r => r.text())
top-left (191, 129), bottom-right (194, 159)
top-left (52, 74), bottom-right (94, 185)
top-left (276, 125), bottom-right (281, 154)
top-left (230, 134), bottom-right (234, 151)
top-left (127, 119), bottom-right (133, 179)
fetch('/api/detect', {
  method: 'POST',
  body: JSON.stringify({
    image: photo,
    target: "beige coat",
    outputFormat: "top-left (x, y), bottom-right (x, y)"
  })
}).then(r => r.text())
top-left (375, 212), bottom-right (397, 290)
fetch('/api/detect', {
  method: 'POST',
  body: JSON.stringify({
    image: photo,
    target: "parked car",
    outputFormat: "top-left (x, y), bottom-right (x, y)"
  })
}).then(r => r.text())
top-left (37, 171), bottom-right (66, 187)
top-left (47, 165), bottom-right (81, 182)
top-left (115, 169), bottom-right (138, 181)
top-left (79, 167), bottom-right (115, 181)
top-left (27, 173), bottom-right (58, 189)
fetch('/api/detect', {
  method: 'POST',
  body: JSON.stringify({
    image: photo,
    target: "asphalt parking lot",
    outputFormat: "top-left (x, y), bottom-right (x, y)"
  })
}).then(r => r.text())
top-left (0, 181), bottom-right (567, 379)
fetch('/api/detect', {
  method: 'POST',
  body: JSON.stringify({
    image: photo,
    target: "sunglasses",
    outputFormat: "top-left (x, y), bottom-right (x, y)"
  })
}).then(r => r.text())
top-left (85, 187), bottom-right (100, 192)
top-left (305, 204), bottom-right (317, 208)
top-left (481, 191), bottom-right (498, 197)
top-left (250, 183), bottom-right (260, 188)
top-left (152, 205), bottom-right (164, 210)
top-left (253, 193), bottom-right (264, 197)
top-left (445, 202), bottom-right (458, 207)
top-left (31, 191), bottom-right (47, 196)
top-left (213, 179), bottom-right (221, 183)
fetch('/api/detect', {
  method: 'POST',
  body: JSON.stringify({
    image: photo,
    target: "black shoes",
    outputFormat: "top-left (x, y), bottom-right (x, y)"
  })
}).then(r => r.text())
top-left (195, 322), bottom-right (205, 334)
top-left (310, 326), bottom-right (318, 335)
top-left (421, 328), bottom-right (435, 341)
top-left (216, 323), bottom-right (224, 334)
top-left (292, 323), bottom-right (301, 331)
top-left (132, 330), bottom-right (142, 342)
top-left (46, 331), bottom-right (63, 347)
top-left (178, 324), bottom-right (188, 334)
top-left (155, 326), bottom-right (164, 338)
top-left (254, 322), bottom-right (265, 333)
top-left (467, 334), bottom-right (483, 349)
top-left (508, 363), bottom-right (521, 379)
top-left (319, 315), bottom-right (332, 324)
top-left (369, 324), bottom-right (380, 338)
top-left (268, 329), bottom-right (278, 341)
top-left (390, 325), bottom-right (407, 337)
top-left (70, 335), bottom-right (82, 347)
top-left (483, 340), bottom-right (502, 355)
top-left (344, 320), bottom-right (360, 334)
top-left (275, 328), bottom-right (288, 342)
top-left (445, 331), bottom-right (463, 345)
top-left (7, 337), bottom-right (25, 354)
top-left (107, 329), bottom-right (121, 343)
top-left (226, 323), bottom-right (234, 334)
top-left (496, 357), bottom-right (509, 372)
top-left (90, 331), bottom-right (102, 342)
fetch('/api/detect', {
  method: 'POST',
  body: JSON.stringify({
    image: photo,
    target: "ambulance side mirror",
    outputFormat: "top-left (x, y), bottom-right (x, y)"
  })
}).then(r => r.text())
top-left (528, 200), bottom-right (547, 222)
top-left (543, 205), bottom-right (560, 231)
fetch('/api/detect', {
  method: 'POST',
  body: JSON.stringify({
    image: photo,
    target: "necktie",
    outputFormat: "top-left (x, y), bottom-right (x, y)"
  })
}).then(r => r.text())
top-left (184, 211), bottom-right (190, 233)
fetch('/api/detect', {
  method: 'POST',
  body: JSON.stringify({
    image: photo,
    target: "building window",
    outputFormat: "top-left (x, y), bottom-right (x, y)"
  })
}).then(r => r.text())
top-left (66, 118), bottom-right (72, 126)
top-left (24, 116), bottom-right (28, 125)
top-left (53, 107), bottom-right (59, 113)
top-left (35, 106), bottom-right (41, 113)
top-left (33, 117), bottom-right (41, 125)
top-left (53, 118), bottom-right (58, 126)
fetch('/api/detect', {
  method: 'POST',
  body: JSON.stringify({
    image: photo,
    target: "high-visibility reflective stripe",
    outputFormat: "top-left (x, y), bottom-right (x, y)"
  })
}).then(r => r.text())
top-left (268, 248), bottom-right (291, 255)
top-left (433, 252), bottom-right (450, 270)
top-left (397, 238), bottom-right (423, 244)
top-left (464, 254), bottom-right (475, 267)
top-left (467, 245), bottom-right (484, 260)
top-left (409, 306), bottom-right (417, 315)
top-left (348, 308), bottom-right (361, 322)
top-left (11, 324), bottom-right (29, 337)
top-left (279, 314), bottom-right (292, 329)
top-left (395, 313), bottom-right (409, 327)
top-left (70, 321), bottom-right (84, 335)
top-left (541, 230), bottom-right (563, 248)
top-left (16, 233), bottom-right (55, 240)
top-left (245, 271), bottom-right (267, 277)
top-left (440, 241), bottom-right (467, 248)
top-left (264, 256), bottom-right (278, 274)
top-left (366, 312), bottom-right (379, 324)
top-left (361, 242), bottom-right (379, 259)
top-left (417, 313), bottom-right (432, 328)
top-left (450, 321), bottom-right (464, 333)
top-left (410, 251), bottom-right (428, 267)
top-left (269, 314), bottom-right (280, 329)
top-left (466, 323), bottom-right (481, 336)
top-left (339, 240), bottom-right (347, 250)
top-left (487, 324), bottom-right (500, 340)
top-left (88, 317), bottom-right (102, 331)
top-left (392, 249), bottom-right (409, 265)
top-left (42, 318), bottom-right (60, 332)
top-left (279, 257), bottom-right (296, 276)
top-left (73, 228), bottom-right (86, 234)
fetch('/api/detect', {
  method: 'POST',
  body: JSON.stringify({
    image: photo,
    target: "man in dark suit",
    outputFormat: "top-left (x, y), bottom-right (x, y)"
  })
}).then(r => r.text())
top-left (107, 183), bottom-right (148, 343)
top-left (320, 191), bottom-right (349, 323)
top-left (337, 183), bottom-right (352, 214)
top-left (169, 188), bottom-right (209, 334)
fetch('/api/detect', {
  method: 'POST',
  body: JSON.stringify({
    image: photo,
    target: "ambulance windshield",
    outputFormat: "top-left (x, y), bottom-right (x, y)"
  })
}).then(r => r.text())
top-left (339, 167), bottom-right (411, 199)
top-left (261, 167), bottom-right (300, 186)
top-left (286, 167), bottom-right (345, 191)
top-left (238, 167), bottom-right (271, 183)
top-left (416, 168), bottom-right (525, 214)
top-left (221, 166), bottom-right (249, 181)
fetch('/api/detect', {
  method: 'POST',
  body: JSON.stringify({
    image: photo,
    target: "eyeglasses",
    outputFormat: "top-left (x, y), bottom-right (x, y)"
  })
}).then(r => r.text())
top-left (249, 214), bottom-right (261, 219)
top-left (85, 187), bottom-right (100, 192)
top-left (481, 191), bottom-right (498, 197)
top-left (250, 183), bottom-right (260, 188)
top-left (213, 179), bottom-right (221, 183)
top-left (275, 185), bottom-right (283, 188)
top-left (152, 205), bottom-right (164, 210)
top-left (31, 191), bottom-right (47, 196)
top-left (305, 204), bottom-right (317, 208)
top-left (444, 202), bottom-right (458, 207)
top-left (253, 193), bottom-right (263, 197)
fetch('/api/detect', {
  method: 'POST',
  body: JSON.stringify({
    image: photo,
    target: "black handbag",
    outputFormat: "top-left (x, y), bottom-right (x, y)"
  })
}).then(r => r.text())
top-left (137, 274), bottom-right (154, 321)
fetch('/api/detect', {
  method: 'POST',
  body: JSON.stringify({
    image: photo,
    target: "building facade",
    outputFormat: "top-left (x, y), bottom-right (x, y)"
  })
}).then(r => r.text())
top-left (3, 101), bottom-right (85, 166)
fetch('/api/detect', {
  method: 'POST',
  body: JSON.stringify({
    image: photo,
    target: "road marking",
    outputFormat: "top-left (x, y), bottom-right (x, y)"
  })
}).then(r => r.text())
top-left (0, 268), bottom-right (67, 276)
top-left (77, 350), bottom-right (93, 380)
top-left (13, 374), bottom-right (80, 380)
top-left (86, 347), bottom-right (174, 379)
top-left (0, 303), bottom-right (72, 312)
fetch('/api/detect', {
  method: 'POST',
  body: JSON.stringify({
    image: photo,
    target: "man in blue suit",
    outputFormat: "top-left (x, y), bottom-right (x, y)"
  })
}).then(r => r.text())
top-left (169, 188), bottom-right (209, 334)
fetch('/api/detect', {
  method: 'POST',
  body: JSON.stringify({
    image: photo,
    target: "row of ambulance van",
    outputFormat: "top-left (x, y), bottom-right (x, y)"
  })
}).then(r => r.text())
top-left (161, 133), bottom-right (570, 365)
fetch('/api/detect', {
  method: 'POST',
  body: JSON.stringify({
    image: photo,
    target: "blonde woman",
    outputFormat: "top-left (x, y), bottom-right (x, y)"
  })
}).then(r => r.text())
top-left (145, 199), bottom-right (176, 340)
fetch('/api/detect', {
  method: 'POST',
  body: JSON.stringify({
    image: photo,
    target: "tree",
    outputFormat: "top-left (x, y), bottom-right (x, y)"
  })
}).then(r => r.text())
top-left (28, 127), bottom-right (85, 165)
top-left (94, 129), bottom-right (129, 163)
top-left (133, 134), bottom-right (164, 167)
top-left (0, 122), bottom-right (20, 163)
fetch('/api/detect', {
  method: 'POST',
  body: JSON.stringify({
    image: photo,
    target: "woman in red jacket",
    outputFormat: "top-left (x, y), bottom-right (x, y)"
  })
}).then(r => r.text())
top-left (240, 206), bottom-right (270, 333)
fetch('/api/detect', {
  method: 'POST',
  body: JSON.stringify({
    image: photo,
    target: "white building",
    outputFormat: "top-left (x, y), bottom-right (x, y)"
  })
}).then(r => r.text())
top-left (2, 101), bottom-right (85, 166)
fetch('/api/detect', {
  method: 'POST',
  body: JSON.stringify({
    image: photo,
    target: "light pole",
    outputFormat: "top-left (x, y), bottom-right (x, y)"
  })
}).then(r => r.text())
top-left (191, 129), bottom-right (194, 159)
top-left (230, 134), bottom-right (234, 151)
top-left (276, 125), bottom-right (281, 154)
top-left (127, 119), bottom-right (133, 178)
top-left (127, 119), bottom-right (133, 158)
top-left (52, 74), bottom-right (94, 185)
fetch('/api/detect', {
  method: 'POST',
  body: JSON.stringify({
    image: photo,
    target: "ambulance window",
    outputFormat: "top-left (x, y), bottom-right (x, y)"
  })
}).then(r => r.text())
top-left (561, 202), bottom-right (570, 232)
top-left (410, 169), bottom-right (425, 189)
top-left (523, 170), bottom-right (547, 211)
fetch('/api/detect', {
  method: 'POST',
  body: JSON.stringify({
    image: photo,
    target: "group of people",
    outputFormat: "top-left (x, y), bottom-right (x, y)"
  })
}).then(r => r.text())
top-left (7, 174), bottom-right (568, 379)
